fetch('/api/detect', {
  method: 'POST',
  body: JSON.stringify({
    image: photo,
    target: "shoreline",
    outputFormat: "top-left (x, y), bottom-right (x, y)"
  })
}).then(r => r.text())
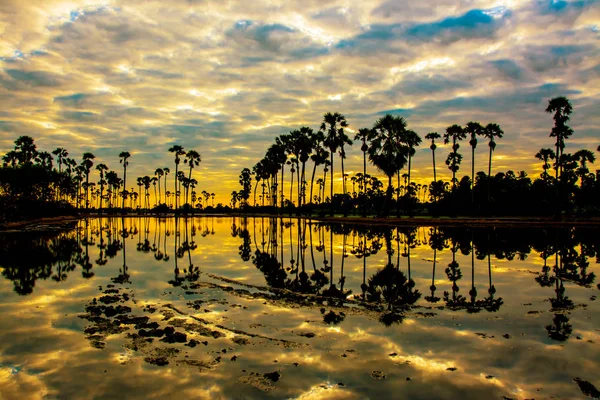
top-left (3, 213), bottom-right (600, 232)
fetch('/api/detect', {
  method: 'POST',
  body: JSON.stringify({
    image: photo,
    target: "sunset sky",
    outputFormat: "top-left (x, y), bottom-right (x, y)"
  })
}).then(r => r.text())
top-left (1, 0), bottom-right (599, 203)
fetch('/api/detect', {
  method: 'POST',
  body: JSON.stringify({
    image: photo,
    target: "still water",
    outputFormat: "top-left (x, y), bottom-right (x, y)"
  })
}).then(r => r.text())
top-left (0, 217), bottom-right (599, 399)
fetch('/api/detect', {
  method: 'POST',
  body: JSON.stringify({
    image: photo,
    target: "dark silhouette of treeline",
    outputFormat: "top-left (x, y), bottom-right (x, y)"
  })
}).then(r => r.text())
top-left (0, 138), bottom-right (219, 222)
top-left (1, 96), bottom-right (598, 223)
top-left (234, 96), bottom-right (599, 217)
top-left (2, 217), bottom-right (596, 337)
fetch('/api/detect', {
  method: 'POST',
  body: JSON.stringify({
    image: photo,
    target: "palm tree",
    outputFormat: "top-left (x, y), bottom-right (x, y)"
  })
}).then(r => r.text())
top-left (546, 96), bottom-right (573, 181)
top-left (425, 132), bottom-right (441, 183)
top-left (155, 168), bottom-right (164, 204)
top-left (52, 148), bottom-right (68, 174)
top-left (321, 112), bottom-right (349, 215)
top-left (573, 149), bottom-right (595, 187)
top-left (465, 121), bottom-right (484, 203)
top-left (535, 148), bottom-right (556, 181)
top-left (81, 152), bottom-right (95, 211)
top-left (168, 145), bottom-right (185, 210)
top-left (483, 123), bottom-right (504, 200)
top-left (184, 150), bottom-right (201, 207)
top-left (119, 151), bottom-right (131, 212)
top-left (367, 114), bottom-right (410, 216)
top-left (96, 163), bottom-right (108, 212)
top-left (404, 130), bottom-right (422, 194)
top-left (355, 128), bottom-right (370, 203)
top-left (162, 167), bottom-right (170, 205)
top-left (443, 125), bottom-right (466, 191)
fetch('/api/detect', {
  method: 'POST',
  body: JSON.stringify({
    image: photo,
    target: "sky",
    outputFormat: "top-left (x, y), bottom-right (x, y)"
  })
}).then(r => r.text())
top-left (0, 0), bottom-right (599, 204)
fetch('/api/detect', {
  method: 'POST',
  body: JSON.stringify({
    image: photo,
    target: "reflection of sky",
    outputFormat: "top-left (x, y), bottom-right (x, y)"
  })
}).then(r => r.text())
top-left (0, 217), bottom-right (598, 399)
top-left (1, 1), bottom-right (600, 203)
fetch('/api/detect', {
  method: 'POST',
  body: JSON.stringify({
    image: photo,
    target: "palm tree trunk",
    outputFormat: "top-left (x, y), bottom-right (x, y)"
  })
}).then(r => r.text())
top-left (174, 164), bottom-right (178, 210)
top-left (158, 178), bottom-right (161, 204)
top-left (488, 144), bottom-right (493, 202)
top-left (253, 180), bottom-right (259, 207)
top-left (301, 162), bottom-right (306, 207)
top-left (330, 153), bottom-right (334, 216)
top-left (471, 145), bottom-right (475, 204)
top-left (432, 149), bottom-right (437, 182)
top-left (310, 162), bottom-right (317, 205)
top-left (341, 151), bottom-right (346, 195)
top-left (122, 166), bottom-right (127, 211)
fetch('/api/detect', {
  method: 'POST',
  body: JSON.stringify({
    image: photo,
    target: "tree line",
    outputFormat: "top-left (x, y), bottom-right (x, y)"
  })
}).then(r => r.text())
top-left (234, 96), bottom-right (599, 217)
top-left (0, 138), bottom-right (219, 221)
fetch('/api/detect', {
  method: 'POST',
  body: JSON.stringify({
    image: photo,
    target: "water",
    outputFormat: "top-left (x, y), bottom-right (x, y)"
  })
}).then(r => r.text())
top-left (0, 217), bottom-right (598, 399)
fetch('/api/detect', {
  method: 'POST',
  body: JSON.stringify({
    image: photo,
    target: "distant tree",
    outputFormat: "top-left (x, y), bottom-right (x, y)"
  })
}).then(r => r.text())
top-left (573, 149), bottom-right (595, 187)
top-left (444, 125), bottom-right (466, 191)
top-left (546, 96), bottom-right (573, 181)
top-left (367, 114), bottom-right (410, 216)
top-left (154, 168), bottom-right (164, 204)
top-left (483, 123), bottom-right (504, 200)
top-left (238, 168), bottom-right (252, 207)
top-left (321, 112), bottom-right (350, 214)
top-left (81, 152), bottom-right (95, 211)
top-left (96, 163), bottom-right (108, 211)
top-left (184, 150), bottom-right (201, 206)
top-left (425, 132), bottom-right (441, 183)
top-left (119, 152), bottom-right (130, 212)
top-left (168, 145), bottom-right (185, 210)
top-left (465, 121), bottom-right (484, 203)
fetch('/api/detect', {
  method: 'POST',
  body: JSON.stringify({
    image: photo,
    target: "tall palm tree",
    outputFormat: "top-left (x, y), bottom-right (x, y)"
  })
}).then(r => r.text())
top-left (367, 114), bottom-right (410, 216)
top-left (184, 150), bottom-right (201, 206)
top-left (443, 125), bottom-right (466, 191)
top-left (355, 128), bottom-right (370, 201)
top-left (96, 163), bottom-right (108, 212)
top-left (546, 97), bottom-right (573, 181)
top-left (425, 132), bottom-right (441, 182)
top-left (162, 167), bottom-right (170, 205)
top-left (155, 168), bottom-right (164, 204)
top-left (52, 148), bottom-right (68, 174)
top-left (168, 145), bottom-right (186, 210)
top-left (309, 135), bottom-right (329, 205)
top-left (404, 130), bottom-right (422, 194)
top-left (321, 112), bottom-right (349, 215)
top-left (81, 152), bottom-right (95, 211)
top-left (465, 121), bottom-right (484, 203)
top-left (119, 151), bottom-right (131, 212)
top-left (483, 123), bottom-right (504, 200)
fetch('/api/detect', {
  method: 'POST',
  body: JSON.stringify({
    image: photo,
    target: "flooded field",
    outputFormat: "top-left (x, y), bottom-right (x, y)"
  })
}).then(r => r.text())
top-left (0, 217), bottom-right (599, 399)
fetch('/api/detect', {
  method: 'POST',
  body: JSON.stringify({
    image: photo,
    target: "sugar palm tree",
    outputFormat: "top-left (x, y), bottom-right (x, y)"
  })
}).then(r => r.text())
top-left (573, 149), bottom-right (595, 187)
top-left (154, 168), bottom-right (164, 204)
top-left (309, 135), bottom-right (329, 205)
top-left (367, 114), bottom-right (410, 216)
top-left (96, 163), bottom-right (108, 211)
top-left (168, 145), bottom-right (185, 210)
top-left (443, 125), bottom-right (466, 191)
top-left (354, 128), bottom-right (370, 203)
top-left (81, 152), bottom-right (95, 211)
top-left (119, 151), bottom-right (131, 212)
top-left (184, 150), bottom-right (201, 206)
top-left (465, 121), bottom-right (484, 203)
top-left (483, 123), bottom-right (504, 200)
top-left (546, 96), bottom-right (573, 180)
top-left (425, 132), bottom-right (441, 183)
top-left (321, 112), bottom-right (349, 215)
top-left (404, 129), bottom-right (422, 193)
top-left (52, 148), bottom-right (68, 174)
top-left (535, 148), bottom-right (556, 181)
top-left (162, 167), bottom-right (170, 205)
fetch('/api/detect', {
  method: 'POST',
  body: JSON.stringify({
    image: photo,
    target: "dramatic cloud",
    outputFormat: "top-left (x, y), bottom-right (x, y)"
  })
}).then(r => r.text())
top-left (1, 0), bottom-right (599, 203)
